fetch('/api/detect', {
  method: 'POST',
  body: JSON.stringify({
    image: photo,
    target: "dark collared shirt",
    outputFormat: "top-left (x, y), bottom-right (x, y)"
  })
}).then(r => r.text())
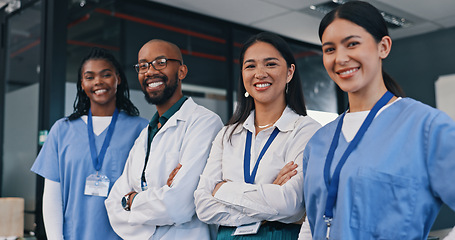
top-left (147, 96), bottom-right (188, 146)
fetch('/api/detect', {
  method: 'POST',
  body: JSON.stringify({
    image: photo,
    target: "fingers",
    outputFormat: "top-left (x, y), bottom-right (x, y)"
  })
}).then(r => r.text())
top-left (166, 164), bottom-right (182, 187)
top-left (273, 162), bottom-right (298, 186)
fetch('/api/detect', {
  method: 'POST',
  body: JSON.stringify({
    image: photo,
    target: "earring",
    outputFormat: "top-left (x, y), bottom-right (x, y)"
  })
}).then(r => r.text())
top-left (285, 83), bottom-right (289, 94)
top-left (244, 92), bottom-right (249, 98)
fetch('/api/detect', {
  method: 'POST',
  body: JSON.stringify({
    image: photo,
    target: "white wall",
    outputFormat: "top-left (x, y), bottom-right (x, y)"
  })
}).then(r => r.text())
top-left (435, 74), bottom-right (455, 121)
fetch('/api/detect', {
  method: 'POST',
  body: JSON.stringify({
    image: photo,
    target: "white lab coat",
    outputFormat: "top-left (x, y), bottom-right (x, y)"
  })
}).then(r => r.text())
top-left (105, 98), bottom-right (223, 240)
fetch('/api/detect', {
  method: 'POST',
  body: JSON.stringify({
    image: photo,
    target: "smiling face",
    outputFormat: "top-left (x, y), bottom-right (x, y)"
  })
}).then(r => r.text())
top-left (137, 40), bottom-right (187, 106)
top-left (81, 59), bottom-right (120, 112)
top-left (321, 18), bottom-right (390, 96)
top-left (242, 41), bottom-right (294, 108)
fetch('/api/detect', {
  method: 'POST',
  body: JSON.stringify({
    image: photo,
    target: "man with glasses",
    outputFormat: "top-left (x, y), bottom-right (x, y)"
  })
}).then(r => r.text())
top-left (105, 39), bottom-right (223, 239)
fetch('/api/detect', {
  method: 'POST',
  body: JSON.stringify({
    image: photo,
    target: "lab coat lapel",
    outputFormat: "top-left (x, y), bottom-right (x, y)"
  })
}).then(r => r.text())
top-left (155, 97), bottom-right (196, 135)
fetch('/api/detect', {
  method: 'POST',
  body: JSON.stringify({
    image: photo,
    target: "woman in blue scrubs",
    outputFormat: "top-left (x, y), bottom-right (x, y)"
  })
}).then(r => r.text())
top-left (31, 48), bottom-right (148, 240)
top-left (301, 1), bottom-right (455, 239)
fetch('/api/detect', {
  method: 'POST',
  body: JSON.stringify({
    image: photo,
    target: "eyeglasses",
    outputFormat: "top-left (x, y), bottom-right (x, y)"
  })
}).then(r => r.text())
top-left (134, 58), bottom-right (182, 74)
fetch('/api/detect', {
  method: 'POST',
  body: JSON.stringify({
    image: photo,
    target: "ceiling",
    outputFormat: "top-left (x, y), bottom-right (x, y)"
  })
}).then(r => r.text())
top-left (2, 0), bottom-right (454, 46)
top-left (148, 0), bottom-right (455, 46)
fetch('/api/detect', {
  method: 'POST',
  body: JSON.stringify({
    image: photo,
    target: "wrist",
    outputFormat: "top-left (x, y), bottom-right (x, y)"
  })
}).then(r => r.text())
top-left (121, 191), bottom-right (136, 211)
top-left (128, 192), bottom-right (137, 207)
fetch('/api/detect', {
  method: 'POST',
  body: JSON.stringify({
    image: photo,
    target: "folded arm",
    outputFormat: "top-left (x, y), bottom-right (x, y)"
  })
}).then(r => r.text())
top-left (106, 114), bottom-right (222, 238)
top-left (195, 126), bottom-right (311, 226)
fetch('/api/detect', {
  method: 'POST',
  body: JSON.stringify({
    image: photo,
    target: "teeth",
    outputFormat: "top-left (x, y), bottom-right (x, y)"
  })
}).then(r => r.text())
top-left (339, 68), bottom-right (358, 75)
top-left (94, 89), bottom-right (107, 94)
top-left (148, 82), bottom-right (163, 88)
top-left (255, 83), bottom-right (271, 88)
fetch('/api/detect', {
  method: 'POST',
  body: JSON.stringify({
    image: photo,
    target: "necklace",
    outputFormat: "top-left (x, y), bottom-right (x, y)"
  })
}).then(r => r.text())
top-left (256, 122), bottom-right (274, 129)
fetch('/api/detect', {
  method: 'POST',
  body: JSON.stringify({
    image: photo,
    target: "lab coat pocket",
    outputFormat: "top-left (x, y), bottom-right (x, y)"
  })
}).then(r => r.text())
top-left (350, 167), bottom-right (417, 239)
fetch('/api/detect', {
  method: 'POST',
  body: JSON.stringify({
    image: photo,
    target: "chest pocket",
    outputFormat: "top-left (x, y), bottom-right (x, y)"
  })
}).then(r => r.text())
top-left (105, 148), bottom-right (126, 184)
top-left (350, 167), bottom-right (418, 239)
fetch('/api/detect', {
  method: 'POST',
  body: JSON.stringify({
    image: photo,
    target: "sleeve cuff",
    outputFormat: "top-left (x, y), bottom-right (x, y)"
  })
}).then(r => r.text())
top-left (214, 182), bottom-right (256, 205)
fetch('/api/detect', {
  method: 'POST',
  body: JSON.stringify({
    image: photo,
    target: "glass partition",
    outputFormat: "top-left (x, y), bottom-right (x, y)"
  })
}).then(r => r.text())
top-left (1, 1), bottom-right (42, 234)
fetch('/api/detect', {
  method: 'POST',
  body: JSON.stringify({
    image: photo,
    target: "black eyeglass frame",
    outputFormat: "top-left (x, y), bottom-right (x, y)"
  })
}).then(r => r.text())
top-left (134, 58), bottom-right (182, 73)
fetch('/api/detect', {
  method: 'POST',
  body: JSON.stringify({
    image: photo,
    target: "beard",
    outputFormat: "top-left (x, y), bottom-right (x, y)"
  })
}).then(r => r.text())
top-left (142, 72), bottom-right (179, 105)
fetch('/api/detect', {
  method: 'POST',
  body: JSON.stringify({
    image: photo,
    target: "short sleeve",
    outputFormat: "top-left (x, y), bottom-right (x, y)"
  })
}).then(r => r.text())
top-left (31, 119), bottom-right (64, 182)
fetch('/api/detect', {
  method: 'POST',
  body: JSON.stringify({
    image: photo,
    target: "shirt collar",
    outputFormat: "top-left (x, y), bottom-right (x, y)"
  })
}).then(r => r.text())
top-left (275, 107), bottom-right (301, 132)
top-left (149, 96), bottom-right (188, 128)
top-left (237, 106), bottom-right (300, 134)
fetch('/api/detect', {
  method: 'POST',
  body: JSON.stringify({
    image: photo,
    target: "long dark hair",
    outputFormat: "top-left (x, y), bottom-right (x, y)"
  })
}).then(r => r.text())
top-left (318, 1), bottom-right (405, 97)
top-left (68, 47), bottom-right (140, 120)
top-left (226, 32), bottom-right (307, 140)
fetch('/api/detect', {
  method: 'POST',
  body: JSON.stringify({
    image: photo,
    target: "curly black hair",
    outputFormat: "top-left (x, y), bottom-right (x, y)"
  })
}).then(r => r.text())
top-left (68, 47), bottom-right (140, 120)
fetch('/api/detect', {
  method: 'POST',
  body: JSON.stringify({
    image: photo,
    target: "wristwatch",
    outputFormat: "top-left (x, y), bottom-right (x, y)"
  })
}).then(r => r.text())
top-left (121, 192), bottom-right (135, 211)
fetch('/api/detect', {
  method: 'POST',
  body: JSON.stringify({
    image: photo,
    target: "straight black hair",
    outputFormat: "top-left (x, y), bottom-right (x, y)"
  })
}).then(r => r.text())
top-left (226, 32), bottom-right (307, 140)
top-left (318, 1), bottom-right (405, 97)
top-left (68, 47), bottom-right (140, 120)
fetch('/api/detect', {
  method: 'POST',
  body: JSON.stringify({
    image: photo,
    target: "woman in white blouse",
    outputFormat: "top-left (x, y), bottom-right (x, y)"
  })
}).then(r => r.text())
top-left (194, 32), bottom-right (321, 240)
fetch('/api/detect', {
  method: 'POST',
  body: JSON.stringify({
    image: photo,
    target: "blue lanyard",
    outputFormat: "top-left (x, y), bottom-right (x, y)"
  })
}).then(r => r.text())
top-left (323, 91), bottom-right (393, 220)
top-left (87, 108), bottom-right (119, 172)
top-left (244, 127), bottom-right (280, 184)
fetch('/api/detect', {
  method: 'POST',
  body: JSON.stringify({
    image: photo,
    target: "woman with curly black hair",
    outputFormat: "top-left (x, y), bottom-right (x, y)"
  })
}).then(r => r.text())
top-left (32, 47), bottom-right (148, 240)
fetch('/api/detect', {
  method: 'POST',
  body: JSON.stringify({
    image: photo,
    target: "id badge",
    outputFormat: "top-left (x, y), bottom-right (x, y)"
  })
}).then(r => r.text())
top-left (233, 222), bottom-right (261, 236)
top-left (84, 173), bottom-right (110, 197)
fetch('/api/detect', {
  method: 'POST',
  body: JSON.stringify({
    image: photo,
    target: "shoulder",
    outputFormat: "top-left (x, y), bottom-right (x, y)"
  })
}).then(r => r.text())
top-left (283, 109), bottom-right (322, 136)
top-left (295, 115), bottom-right (322, 131)
top-left (50, 117), bottom-right (75, 131)
top-left (117, 111), bottom-right (148, 125)
top-left (393, 98), bottom-right (449, 125)
top-left (219, 124), bottom-right (240, 139)
top-left (180, 98), bottom-right (222, 123)
top-left (306, 115), bottom-right (341, 145)
top-left (394, 98), bottom-right (439, 115)
top-left (288, 115), bottom-right (323, 145)
top-left (402, 98), bottom-right (455, 131)
top-left (43, 117), bottom-right (80, 144)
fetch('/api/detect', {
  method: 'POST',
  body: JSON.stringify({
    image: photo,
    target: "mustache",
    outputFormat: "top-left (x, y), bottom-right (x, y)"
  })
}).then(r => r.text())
top-left (142, 74), bottom-right (168, 87)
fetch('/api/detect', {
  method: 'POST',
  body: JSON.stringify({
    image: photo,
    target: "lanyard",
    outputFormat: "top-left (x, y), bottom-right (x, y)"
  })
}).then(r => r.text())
top-left (323, 91), bottom-right (393, 221)
top-left (141, 125), bottom-right (153, 190)
top-left (244, 127), bottom-right (280, 184)
top-left (87, 108), bottom-right (119, 172)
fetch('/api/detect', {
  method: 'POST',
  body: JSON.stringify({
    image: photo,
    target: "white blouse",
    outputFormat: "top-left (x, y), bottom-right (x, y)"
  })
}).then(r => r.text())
top-left (194, 107), bottom-right (321, 227)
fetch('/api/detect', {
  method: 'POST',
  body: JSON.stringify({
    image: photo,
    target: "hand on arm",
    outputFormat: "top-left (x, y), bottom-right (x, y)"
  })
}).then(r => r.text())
top-left (128, 113), bottom-right (223, 226)
top-left (126, 191), bottom-right (138, 210)
top-left (212, 124), bottom-right (313, 222)
top-left (128, 163), bottom-right (182, 210)
top-left (273, 161), bottom-right (298, 186)
top-left (167, 164), bottom-right (182, 187)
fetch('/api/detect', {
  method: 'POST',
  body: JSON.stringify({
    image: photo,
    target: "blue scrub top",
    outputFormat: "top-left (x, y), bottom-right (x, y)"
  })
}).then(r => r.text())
top-left (31, 111), bottom-right (148, 240)
top-left (303, 98), bottom-right (455, 239)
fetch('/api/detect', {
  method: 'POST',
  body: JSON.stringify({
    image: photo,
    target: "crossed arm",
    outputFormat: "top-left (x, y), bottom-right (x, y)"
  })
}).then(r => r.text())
top-left (211, 161), bottom-right (298, 196)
